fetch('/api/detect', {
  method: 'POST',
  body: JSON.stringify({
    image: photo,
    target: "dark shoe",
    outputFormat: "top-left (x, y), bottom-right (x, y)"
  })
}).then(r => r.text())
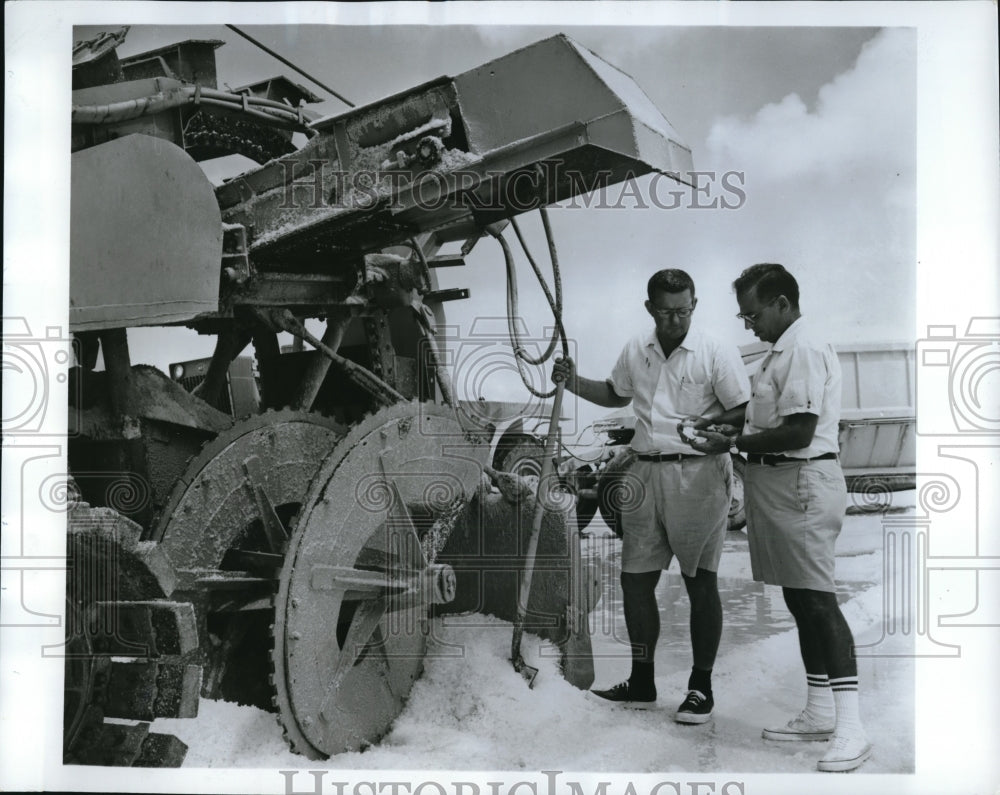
top-left (586, 681), bottom-right (656, 710)
top-left (674, 689), bottom-right (713, 724)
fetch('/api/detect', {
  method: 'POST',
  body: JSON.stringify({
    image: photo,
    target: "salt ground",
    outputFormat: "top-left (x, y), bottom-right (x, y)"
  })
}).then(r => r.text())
top-left (151, 492), bottom-right (915, 773)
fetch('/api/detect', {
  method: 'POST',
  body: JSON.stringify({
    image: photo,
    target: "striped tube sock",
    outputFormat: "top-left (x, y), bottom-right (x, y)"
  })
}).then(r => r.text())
top-left (829, 676), bottom-right (865, 735)
top-left (803, 673), bottom-right (835, 726)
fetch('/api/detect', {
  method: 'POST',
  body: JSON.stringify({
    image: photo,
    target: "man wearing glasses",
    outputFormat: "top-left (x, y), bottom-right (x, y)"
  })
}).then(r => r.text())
top-left (683, 263), bottom-right (871, 772)
top-left (553, 268), bottom-right (750, 723)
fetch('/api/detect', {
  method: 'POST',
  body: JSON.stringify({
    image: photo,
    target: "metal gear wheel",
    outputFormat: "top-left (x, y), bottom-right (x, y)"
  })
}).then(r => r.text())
top-left (148, 409), bottom-right (346, 705)
top-left (271, 401), bottom-right (491, 758)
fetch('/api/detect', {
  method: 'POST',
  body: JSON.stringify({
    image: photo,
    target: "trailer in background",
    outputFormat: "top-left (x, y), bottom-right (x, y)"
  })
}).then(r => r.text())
top-left (740, 340), bottom-right (916, 493)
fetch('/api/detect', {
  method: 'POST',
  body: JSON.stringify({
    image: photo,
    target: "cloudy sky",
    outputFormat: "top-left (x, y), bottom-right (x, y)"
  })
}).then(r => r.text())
top-left (65, 20), bottom-right (918, 428)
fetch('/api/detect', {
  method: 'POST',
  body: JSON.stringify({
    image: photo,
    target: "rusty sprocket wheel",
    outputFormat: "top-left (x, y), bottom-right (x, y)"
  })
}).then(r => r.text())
top-left (271, 401), bottom-right (490, 758)
top-left (149, 409), bottom-right (346, 705)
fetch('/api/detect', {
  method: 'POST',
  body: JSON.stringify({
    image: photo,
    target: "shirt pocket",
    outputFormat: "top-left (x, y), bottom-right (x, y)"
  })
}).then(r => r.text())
top-left (680, 380), bottom-right (713, 415)
top-left (748, 380), bottom-right (778, 428)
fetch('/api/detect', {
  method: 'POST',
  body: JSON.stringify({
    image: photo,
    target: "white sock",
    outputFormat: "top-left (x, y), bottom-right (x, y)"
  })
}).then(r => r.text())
top-left (802, 673), bottom-right (835, 725)
top-left (830, 675), bottom-right (866, 736)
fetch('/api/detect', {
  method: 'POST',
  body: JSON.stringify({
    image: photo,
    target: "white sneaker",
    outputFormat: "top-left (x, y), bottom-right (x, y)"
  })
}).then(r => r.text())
top-left (816, 732), bottom-right (872, 772)
top-left (762, 711), bottom-right (835, 741)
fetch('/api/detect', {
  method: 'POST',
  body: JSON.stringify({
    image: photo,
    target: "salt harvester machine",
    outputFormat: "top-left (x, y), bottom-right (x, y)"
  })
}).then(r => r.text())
top-left (64, 28), bottom-right (694, 765)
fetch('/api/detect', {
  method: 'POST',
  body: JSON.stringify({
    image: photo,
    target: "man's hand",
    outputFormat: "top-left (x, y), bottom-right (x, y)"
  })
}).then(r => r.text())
top-left (679, 427), bottom-right (732, 455)
top-left (552, 356), bottom-right (575, 385)
top-left (679, 416), bottom-right (740, 434)
top-left (677, 421), bottom-right (708, 444)
top-left (707, 422), bottom-right (739, 435)
top-left (679, 414), bottom-right (712, 431)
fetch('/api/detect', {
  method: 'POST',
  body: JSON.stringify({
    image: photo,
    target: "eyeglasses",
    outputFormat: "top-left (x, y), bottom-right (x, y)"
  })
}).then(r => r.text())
top-left (651, 306), bottom-right (693, 319)
top-left (736, 297), bottom-right (778, 324)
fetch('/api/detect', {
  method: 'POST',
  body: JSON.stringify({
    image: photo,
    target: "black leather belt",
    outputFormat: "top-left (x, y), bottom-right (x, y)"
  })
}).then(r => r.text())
top-left (746, 452), bottom-right (838, 465)
top-left (636, 453), bottom-right (702, 462)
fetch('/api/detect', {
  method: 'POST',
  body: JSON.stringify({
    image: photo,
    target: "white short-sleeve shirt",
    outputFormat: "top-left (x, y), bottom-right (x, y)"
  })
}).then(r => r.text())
top-left (743, 318), bottom-right (841, 457)
top-left (609, 326), bottom-right (751, 455)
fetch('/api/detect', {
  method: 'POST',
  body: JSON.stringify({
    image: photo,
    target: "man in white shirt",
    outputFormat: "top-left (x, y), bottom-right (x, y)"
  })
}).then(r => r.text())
top-left (685, 263), bottom-right (871, 772)
top-left (553, 269), bottom-right (750, 723)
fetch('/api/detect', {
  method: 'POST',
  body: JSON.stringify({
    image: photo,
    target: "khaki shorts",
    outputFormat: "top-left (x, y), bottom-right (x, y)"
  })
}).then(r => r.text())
top-left (619, 455), bottom-right (731, 577)
top-left (744, 458), bottom-right (847, 592)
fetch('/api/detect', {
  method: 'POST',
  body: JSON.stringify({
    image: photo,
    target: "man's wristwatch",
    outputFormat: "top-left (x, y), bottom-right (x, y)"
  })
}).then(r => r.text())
top-left (728, 434), bottom-right (742, 455)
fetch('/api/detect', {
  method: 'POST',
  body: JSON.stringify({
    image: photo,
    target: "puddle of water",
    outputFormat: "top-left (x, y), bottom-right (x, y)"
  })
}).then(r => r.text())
top-left (584, 535), bottom-right (875, 683)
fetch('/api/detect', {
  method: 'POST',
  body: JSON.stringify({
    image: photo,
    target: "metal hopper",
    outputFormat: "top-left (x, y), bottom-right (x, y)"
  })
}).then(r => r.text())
top-left (217, 33), bottom-right (693, 266)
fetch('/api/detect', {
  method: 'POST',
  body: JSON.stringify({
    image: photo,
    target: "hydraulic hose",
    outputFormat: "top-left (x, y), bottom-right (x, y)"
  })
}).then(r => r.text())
top-left (490, 207), bottom-right (569, 399)
top-left (72, 85), bottom-right (310, 131)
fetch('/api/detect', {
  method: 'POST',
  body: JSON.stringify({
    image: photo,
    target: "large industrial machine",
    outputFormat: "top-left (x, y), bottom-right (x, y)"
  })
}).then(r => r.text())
top-left (64, 28), bottom-right (693, 766)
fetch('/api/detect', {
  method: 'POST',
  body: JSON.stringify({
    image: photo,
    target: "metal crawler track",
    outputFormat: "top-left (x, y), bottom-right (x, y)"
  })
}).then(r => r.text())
top-left (64, 504), bottom-right (199, 767)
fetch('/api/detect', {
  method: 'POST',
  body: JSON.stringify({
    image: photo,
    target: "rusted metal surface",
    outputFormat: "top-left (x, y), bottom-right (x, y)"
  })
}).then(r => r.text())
top-left (437, 471), bottom-right (600, 689)
top-left (149, 410), bottom-right (345, 558)
top-left (147, 410), bottom-right (346, 708)
top-left (271, 402), bottom-right (491, 758)
top-left (216, 34), bottom-right (692, 275)
top-left (68, 364), bottom-right (230, 527)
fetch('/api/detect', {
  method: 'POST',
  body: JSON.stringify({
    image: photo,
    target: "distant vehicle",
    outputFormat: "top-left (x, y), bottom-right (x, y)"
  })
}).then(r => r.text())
top-left (169, 355), bottom-right (260, 418)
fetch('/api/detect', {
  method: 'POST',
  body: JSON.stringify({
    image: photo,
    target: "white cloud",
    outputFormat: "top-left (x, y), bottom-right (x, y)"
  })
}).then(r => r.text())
top-left (706, 28), bottom-right (915, 184)
top-left (692, 28), bottom-right (917, 346)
